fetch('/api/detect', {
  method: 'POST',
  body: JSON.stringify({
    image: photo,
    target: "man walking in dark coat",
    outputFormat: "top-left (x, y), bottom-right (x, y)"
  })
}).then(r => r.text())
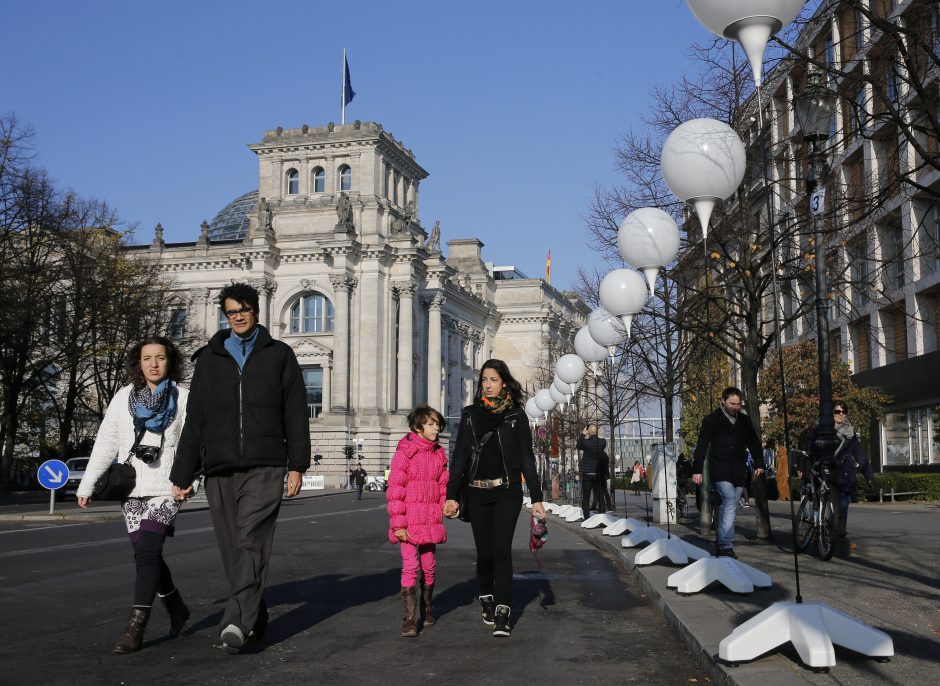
top-left (170, 282), bottom-right (310, 653)
top-left (352, 462), bottom-right (367, 500)
top-left (577, 424), bottom-right (607, 517)
top-left (692, 387), bottom-right (764, 558)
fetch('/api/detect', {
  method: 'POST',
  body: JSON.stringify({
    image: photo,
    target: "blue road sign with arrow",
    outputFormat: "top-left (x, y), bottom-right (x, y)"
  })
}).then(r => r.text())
top-left (38, 459), bottom-right (69, 490)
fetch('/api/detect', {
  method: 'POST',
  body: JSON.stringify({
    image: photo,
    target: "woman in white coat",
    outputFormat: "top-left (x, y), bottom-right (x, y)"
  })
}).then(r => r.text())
top-left (77, 336), bottom-right (193, 654)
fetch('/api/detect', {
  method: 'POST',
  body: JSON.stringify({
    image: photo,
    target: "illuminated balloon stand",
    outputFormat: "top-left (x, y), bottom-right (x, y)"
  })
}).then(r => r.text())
top-left (680, 0), bottom-right (893, 669)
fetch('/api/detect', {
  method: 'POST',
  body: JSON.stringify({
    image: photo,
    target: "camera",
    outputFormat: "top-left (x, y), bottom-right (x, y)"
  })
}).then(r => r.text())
top-left (134, 444), bottom-right (161, 464)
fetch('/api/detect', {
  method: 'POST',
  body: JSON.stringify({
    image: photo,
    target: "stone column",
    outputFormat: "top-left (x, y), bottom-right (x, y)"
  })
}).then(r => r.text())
top-left (253, 279), bottom-right (276, 328)
top-left (322, 361), bottom-right (332, 415)
top-left (395, 281), bottom-right (416, 411)
top-left (426, 293), bottom-right (445, 409)
top-left (330, 274), bottom-right (356, 411)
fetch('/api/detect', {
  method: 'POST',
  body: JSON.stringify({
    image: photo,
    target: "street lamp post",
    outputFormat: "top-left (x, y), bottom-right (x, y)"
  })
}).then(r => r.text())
top-left (793, 66), bottom-right (840, 470)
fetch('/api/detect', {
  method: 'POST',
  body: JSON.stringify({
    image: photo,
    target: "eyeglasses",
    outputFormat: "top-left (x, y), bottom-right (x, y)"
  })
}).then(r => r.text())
top-left (834, 409), bottom-right (846, 415)
top-left (224, 307), bottom-right (254, 319)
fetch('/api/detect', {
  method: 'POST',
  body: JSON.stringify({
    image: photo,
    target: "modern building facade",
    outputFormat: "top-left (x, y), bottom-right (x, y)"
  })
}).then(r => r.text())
top-left (129, 121), bottom-right (585, 483)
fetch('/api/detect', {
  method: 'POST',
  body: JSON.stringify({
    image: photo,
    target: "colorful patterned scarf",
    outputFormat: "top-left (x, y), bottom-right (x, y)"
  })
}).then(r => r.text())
top-left (477, 387), bottom-right (515, 415)
top-left (128, 380), bottom-right (178, 434)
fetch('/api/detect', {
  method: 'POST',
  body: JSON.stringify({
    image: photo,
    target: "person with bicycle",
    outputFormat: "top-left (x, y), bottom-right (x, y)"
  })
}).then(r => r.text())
top-left (691, 387), bottom-right (764, 559)
top-left (809, 400), bottom-right (873, 538)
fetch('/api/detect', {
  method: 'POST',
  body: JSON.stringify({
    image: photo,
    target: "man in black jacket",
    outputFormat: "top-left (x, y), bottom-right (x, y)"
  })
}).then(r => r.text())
top-left (170, 283), bottom-right (309, 653)
top-left (692, 387), bottom-right (764, 558)
top-left (577, 424), bottom-right (607, 517)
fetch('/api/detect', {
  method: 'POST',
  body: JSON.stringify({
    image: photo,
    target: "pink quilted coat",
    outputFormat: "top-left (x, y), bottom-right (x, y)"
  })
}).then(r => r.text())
top-left (386, 432), bottom-right (449, 545)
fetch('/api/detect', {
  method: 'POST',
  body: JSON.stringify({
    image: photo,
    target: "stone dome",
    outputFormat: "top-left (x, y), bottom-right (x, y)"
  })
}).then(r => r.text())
top-left (207, 190), bottom-right (257, 241)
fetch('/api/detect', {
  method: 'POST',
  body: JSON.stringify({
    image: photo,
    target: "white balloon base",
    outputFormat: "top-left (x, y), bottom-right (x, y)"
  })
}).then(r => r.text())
top-left (555, 505), bottom-right (576, 517)
top-left (667, 557), bottom-right (772, 595)
top-left (621, 525), bottom-right (668, 547)
top-left (565, 508), bottom-right (585, 523)
top-left (523, 497), bottom-right (532, 508)
top-left (634, 535), bottom-right (710, 566)
top-left (603, 518), bottom-right (648, 536)
top-left (543, 502), bottom-right (560, 513)
top-left (719, 601), bottom-right (893, 669)
top-left (582, 513), bottom-right (620, 529)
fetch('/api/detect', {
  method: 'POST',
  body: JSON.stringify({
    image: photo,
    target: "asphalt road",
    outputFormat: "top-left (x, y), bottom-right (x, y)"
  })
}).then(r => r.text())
top-left (0, 492), bottom-right (705, 686)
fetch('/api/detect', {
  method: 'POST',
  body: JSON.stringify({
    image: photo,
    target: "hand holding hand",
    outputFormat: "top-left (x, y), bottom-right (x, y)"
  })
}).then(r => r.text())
top-left (443, 499), bottom-right (459, 518)
top-left (753, 468), bottom-right (764, 478)
top-left (692, 473), bottom-right (703, 485)
top-left (172, 485), bottom-right (193, 502)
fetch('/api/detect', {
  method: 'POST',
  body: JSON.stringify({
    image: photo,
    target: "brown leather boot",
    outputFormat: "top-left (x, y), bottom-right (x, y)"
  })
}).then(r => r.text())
top-left (401, 587), bottom-right (418, 637)
top-left (422, 584), bottom-right (435, 626)
top-left (160, 589), bottom-right (190, 637)
top-left (113, 607), bottom-right (150, 654)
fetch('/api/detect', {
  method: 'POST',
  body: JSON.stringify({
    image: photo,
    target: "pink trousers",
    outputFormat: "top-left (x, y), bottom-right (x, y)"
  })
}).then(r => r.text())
top-left (400, 541), bottom-right (437, 587)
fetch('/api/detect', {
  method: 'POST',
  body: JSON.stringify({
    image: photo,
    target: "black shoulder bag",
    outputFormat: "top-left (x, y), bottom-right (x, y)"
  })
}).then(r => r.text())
top-left (92, 428), bottom-right (144, 501)
top-left (457, 429), bottom-right (494, 523)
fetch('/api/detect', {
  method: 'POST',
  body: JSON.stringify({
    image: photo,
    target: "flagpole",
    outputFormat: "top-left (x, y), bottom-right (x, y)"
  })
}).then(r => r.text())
top-left (341, 48), bottom-right (347, 125)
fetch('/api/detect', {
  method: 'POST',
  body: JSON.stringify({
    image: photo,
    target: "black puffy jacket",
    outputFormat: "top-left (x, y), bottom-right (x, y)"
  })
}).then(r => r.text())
top-left (446, 404), bottom-right (544, 503)
top-left (170, 325), bottom-right (310, 485)
top-left (692, 407), bottom-right (763, 487)
top-left (577, 436), bottom-right (606, 475)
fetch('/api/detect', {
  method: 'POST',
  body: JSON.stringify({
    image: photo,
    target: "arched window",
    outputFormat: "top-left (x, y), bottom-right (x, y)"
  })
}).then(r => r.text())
top-left (286, 168), bottom-right (299, 195)
top-left (338, 164), bottom-right (352, 191)
top-left (169, 307), bottom-right (187, 340)
top-left (290, 293), bottom-right (335, 333)
top-left (312, 167), bottom-right (325, 193)
top-left (218, 308), bottom-right (231, 331)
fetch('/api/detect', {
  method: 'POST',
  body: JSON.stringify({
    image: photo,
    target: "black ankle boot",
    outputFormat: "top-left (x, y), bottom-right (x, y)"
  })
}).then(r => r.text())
top-left (479, 594), bottom-right (495, 625)
top-left (113, 607), bottom-right (150, 654)
top-left (160, 589), bottom-right (190, 637)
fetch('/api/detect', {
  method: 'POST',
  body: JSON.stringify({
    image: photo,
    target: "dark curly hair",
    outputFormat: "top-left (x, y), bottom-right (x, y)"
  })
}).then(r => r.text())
top-left (218, 282), bottom-right (259, 313)
top-left (407, 405), bottom-right (445, 433)
top-left (476, 359), bottom-right (524, 408)
top-left (126, 336), bottom-right (184, 389)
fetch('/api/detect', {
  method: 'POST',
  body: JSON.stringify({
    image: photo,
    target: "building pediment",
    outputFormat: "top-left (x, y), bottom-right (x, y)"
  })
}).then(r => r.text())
top-left (287, 336), bottom-right (333, 357)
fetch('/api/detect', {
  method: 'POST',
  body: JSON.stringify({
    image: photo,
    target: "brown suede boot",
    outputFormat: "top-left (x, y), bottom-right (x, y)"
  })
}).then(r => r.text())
top-left (113, 607), bottom-right (150, 654)
top-left (401, 586), bottom-right (418, 637)
top-left (422, 584), bottom-right (435, 626)
top-left (160, 589), bottom-right (190, 637)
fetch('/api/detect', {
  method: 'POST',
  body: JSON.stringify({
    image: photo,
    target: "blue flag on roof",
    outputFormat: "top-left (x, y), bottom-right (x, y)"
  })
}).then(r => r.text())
top-left (344, 55), bottom-right (355, 106)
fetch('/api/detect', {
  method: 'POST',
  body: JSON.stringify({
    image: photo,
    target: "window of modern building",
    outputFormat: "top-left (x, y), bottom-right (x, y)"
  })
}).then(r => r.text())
top-left (853, 86), bottom-right (868, 134)
top-left (290, 293), bottom-right (335, 333)
top-left (338, 165), bottom-right (352, 191)
top-left (825, 35), bottom-right (836, 67)
top-left (849, 240), bottom-right (870, 308)
top-left (854, 9), bottom-right (865, 52)
top-left (302, 366), bottom-right (323, 418)
top-left (882, 406), bottom-right (937, 467)
top-left (886, 60), bottom-right (899, 104)
top-left (312, 167), bottom-right (325, 193)
top-left (218, 308), bottom-right (231, 331)
top-left (169, 307), bottom-right (186, 340)
top-left (888, 225), bottom-right (905, 290)
top-left (928, 204), bottom-right (940, 273)
top-left (287, 168), bottom-right (299, 195)
top-left (852, 316), bottom-right (871, 372)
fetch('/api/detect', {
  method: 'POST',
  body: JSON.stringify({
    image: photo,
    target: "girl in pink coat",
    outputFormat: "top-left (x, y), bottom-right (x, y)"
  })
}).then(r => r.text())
top-left (387, 404), bottom-right (449, 637)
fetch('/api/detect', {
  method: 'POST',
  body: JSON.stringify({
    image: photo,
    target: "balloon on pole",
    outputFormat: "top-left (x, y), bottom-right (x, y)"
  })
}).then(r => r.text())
top-left (618, 207), bottom-right (681, 294)
top-left (587, 307), bottom-right (627, 353)
top-left (598, 269), bottom-right (649, 338)
top-left (686, 0), bottom-right (806, 86)
top-left (548, 384), bottom-right (567, 408)
top-left (574, 326), bottom-right (608, 375)
top-left (556, 354), bottom-right (586, 384)
top-left (534, 388), bottom-right (556, 416)
top-left (552, 376), bottom-right (574, 404)
top-left (660, 118), bottom-right (746, 238)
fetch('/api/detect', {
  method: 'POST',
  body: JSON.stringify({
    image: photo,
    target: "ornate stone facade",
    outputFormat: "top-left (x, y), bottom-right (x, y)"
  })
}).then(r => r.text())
top-left (128, 121), bottom-right (585, 484)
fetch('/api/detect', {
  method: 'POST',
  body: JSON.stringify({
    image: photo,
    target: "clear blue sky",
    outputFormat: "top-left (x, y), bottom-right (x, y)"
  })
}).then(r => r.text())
top-left (2, 0), bottom-right (707, 291)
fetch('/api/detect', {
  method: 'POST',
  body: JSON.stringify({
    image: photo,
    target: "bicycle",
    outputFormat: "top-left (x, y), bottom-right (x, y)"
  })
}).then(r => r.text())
top-left (794, 456), bottom-right (840, 561)
top-left (675, 483), bottom-right (689, 519)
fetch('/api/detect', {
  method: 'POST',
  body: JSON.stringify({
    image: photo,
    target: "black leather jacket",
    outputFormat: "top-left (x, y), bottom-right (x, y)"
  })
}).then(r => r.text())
top-left (446, 404), bottom-right (544, 503)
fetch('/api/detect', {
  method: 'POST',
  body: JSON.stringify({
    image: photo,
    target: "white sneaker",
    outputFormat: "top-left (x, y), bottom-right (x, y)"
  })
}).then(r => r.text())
top-left (220, 624), bottom-right (245, 653)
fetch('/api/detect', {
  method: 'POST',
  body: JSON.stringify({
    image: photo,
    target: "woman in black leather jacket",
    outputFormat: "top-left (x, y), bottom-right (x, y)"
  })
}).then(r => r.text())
top-left (444, 359), bottom-right (546, 638)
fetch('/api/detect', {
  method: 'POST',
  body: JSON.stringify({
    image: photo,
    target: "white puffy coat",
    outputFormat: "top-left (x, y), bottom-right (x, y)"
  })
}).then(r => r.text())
top-left (77, 384), bottom-right (192, 499)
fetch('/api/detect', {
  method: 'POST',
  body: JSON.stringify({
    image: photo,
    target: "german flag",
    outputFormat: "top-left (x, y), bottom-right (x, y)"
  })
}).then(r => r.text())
top-left (545, 248), bottom-right (551, 284)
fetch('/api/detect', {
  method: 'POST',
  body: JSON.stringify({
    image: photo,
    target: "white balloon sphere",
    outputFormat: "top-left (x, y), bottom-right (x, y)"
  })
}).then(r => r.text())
top-left (599, 269), bottom-right (649, 317)
top-left (552, 376), bottom-right (573, 395)
top-left (549, 385), bottom-right (567, 405)
top-left (587, 307), bottom-right (626, 348)
top-left (534, 389), bottom-right (556, 413)
top-left (686, 0), bottom-right (805, 85)
top-left (660, 118), bottom-right (746, 236)
top-left (618, 208), bottom-right (681, 293)
top-left (556, 354), bottom-right (586, 384)
top-left (574, 326), bottom-right (608, 363)
top-left (525, 397), bottom-right (541, 420)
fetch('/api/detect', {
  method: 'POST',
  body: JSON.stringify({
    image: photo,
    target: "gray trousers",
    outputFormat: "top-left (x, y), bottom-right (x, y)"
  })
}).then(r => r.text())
top-left (205, 465), bottom-right (285, 636)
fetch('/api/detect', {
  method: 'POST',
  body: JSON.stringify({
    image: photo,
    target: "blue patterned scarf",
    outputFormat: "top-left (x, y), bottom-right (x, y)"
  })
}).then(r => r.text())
top-left (128, 380), bottom-right (178, 434)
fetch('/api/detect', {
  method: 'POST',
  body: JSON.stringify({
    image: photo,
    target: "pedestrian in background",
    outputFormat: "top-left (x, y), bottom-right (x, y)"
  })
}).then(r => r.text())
top-left (692, 387), bottom-right (764, 559)
top-left (578, 424), bottom-right (606, 517)
top-left (443, 359), bottom-right (546, 638)
top-left (386, 405), bottom-right (449, 637)
top-left (77, 336), bottom-right (193, 654)
top-left (170, 282), bottom-right (310, 654)
top-left (630, 460), bottom-right (644, 496)
top-left (352, 462), bottom-right (367, 500)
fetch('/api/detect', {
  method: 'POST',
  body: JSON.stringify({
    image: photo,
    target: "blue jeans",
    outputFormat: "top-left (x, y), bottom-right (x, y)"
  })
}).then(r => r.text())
top-left (714, 481), bottom-right (743, 549)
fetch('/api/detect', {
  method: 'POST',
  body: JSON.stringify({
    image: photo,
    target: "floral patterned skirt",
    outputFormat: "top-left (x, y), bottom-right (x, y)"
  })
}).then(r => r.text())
top-left (122, 495), bottom-right (182, 540)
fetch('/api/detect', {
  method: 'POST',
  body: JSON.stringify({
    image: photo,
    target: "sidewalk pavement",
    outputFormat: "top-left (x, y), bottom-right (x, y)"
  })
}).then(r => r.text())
top-left (0, 487), bottom-right (345, 521)
top-left (547, 493), bottom-right (940, 686)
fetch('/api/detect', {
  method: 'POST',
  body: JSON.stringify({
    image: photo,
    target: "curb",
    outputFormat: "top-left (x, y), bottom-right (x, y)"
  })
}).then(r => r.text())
top-left (548, 508), bottom-right (811, 686)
